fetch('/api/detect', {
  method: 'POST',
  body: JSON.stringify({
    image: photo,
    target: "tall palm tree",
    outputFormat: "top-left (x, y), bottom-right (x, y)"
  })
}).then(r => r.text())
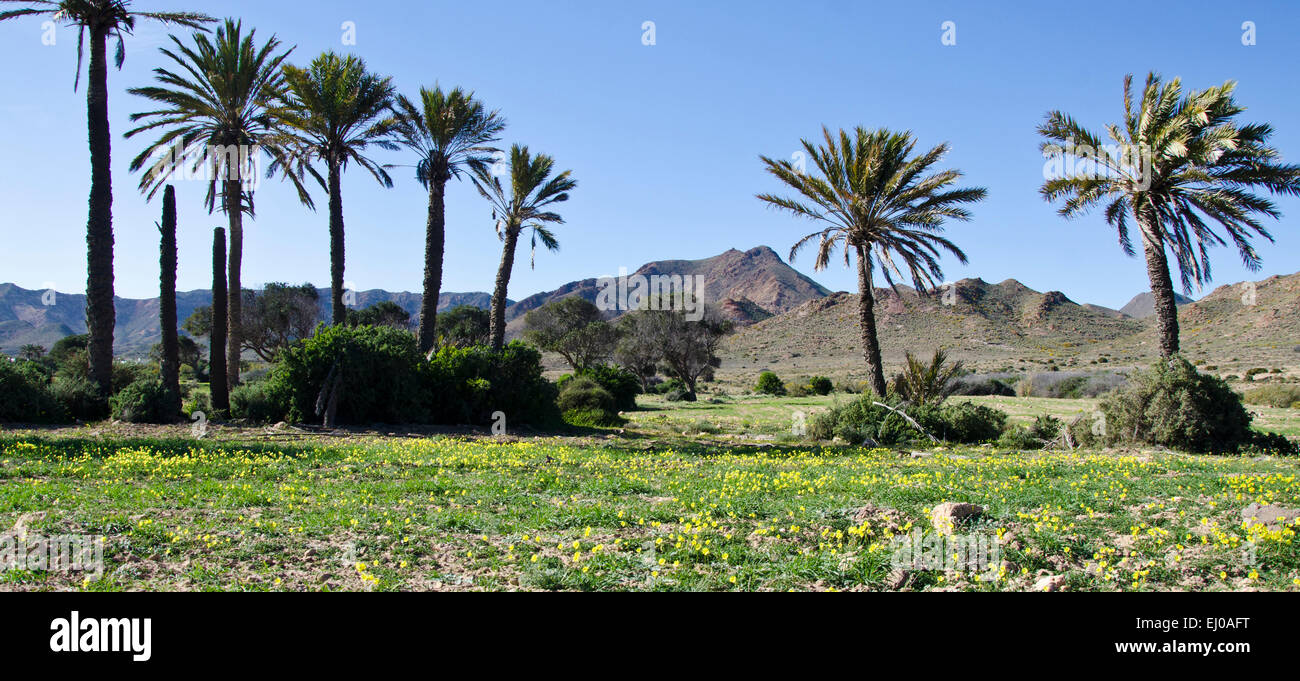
top-left (209, 226), bottom-right (228, 413)
top-left (758, 127), bottom-right (986, 396)
top-left (158, 184), bottom-right (180, 420)
top-left (470, 144), bottom-right (576, 351)
top-left (1039, 73), bottom-right (1300, 357)
top-left (0, 1), bottom-right (213, 395)
top-left (391, 86), bottom-right (505, 352)
top-left (275, 52), bottom-right (397, 325)
top-left (125, 18), bottom-right (310, 388)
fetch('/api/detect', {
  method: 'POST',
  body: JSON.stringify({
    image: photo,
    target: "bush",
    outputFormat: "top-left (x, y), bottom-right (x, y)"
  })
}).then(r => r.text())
top-left (109, 379), bottom-right (172, 423)
top-left (1018, 371), bottom-right (1126, 399)
top-left (916, 401), bottom-right (1008, 443)
top-left (559, 364), bottom-right (640, 412)
top-left (755, 371), bottom-right (786, 396)
top-left (808, 376), bottom-right (833, 396)
top-left (427, 341), bottom-right (561, 427)
top-left (0, 359), bottom-right (65, 423)
top-left (557, 376), bottom-right (622, 427)
top-left (890, 350), bottom-right (962, 405)
top-left (809, 395), bottom-right (1008, 445)
top-left (1098, 356), bottom-right (1262, 453)
top-left (785, 382), bottom-right (810, 397)
top-left (183, 391), bottom-right (211, 419)
top-left (1243, 385), bottom-right (1300, 409)
top-left (665, 388), bottom-right (692, 402)
top-left (51, 374), bottom-right (108, 421)
top-left (997, 414), bottom-right (1063, 450)
top-left (230, 382), bottom-right (284, 423)
top-left (267, 324), bottom-right (428, 425)
top-left (654, 378), bottom-right (686, 395)
top-left (112, 362), bottom-right (157, 393)
top-left (950, 373), bottom-right (1016, 397)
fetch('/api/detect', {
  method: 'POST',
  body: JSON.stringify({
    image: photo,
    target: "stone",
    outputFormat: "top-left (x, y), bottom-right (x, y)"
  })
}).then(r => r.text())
top-left (1033, 574), bottom-right (1066, 592)
top-left (887, 568), bottom-right (910, 589)
top-left (930, 502), bottom-right (984, 535)
top-left (1241, 503), bottom-right (1300, 528)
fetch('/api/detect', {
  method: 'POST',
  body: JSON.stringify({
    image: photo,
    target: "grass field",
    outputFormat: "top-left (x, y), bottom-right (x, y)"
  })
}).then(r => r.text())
top-left (2, 395), bottom-right (1299, 591)
top-left (625, 393), bottom-right (1300, 440)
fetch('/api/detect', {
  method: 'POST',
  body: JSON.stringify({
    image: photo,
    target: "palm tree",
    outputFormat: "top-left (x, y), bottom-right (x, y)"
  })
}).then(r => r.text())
top-left (1039, 73), bottom-right (1300, 357)
top-left (0, 1), bottom-right (213, 395)
top-left (469, 144), bottom-right (576, 351)
top-left (275, 52), bottom-right (397, 325)
top-left (210, 227), bottom-right (228, 413)
top-left (391, 86), bottom-right (505, 352)
top-left (758, 127), bottom-right (986, 396)
top-left (158, 184), bottom-right (180, 420)
top-left (125, 18), bottom-right (310, 388)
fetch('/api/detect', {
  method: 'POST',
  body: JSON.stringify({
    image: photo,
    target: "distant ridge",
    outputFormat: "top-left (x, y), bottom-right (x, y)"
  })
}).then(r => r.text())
top-left (720, 271), bottom-right (1300, 380)
top-left (1119, 291), bottom-right (1194, 319)
top-left (503, 245), bottom-right (832, 335)
top-left (0, 283), bottom-right (502, 357)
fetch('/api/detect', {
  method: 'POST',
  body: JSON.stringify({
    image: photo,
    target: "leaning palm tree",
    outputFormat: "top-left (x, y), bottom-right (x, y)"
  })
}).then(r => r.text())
top-left (126, 18), bottom-right (310, 388)
top-left (758, 127), bottom-right (986, 397)
top-left (1039, 73), bottom-right (1300, 357)
top-left (391, 86), bottom-right (505, 352)
top-left (274, 52), bottom-right (397, 325)
top-left (0, 1), bottom-right (213, 395)
top-left (469, 144), bottom-right (576, 351)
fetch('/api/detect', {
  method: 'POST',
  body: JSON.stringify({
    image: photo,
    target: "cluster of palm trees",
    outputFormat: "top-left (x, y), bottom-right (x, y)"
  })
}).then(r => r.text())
top-left (759, 75), bottom-right (1300, 392)
top-left (2, 3), bottom-right (576, 399)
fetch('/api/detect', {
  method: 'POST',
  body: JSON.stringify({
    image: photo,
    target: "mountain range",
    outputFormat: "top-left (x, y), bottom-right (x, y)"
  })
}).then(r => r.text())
top-left (3, 247), bottom-right (1295, 380)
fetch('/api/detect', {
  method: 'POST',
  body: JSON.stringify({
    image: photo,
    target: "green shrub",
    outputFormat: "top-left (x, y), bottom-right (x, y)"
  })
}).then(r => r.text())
top-left (0, 359), bottom-right (65, 423)
top-left (652, 378), bottom-right (686, 395)
top-left (997, 414), bottom-right (1063, 450)
top-left (808, 376), bottom-right (833, 395)
top-left (109, 379), bottom-right (172, 423)
top-left (1243, 385), bottom-right (1300, 409)
top-left (916, 401), bottom-right (1008, 443)
top-left (230, 382), bottom-right (284, 423)
top-left (1098, 356), bottom-right (1260, 453)
top-left (665, 388), bottom-right (692, 402)
top-left (267, 324), bottom-right (428, 425)
top-left (1242, 430), bottom-right (1299, 455)
top-left (112, 362), bottom-right (157, 393)
top-left (785, 382), bottom-right (810, 397)
top-left (427, 341), bottom-right (561, 427)
top-left (755, 371), bottom-right (786, 396)
top-left (890, 350), bottom-right (962, 405)
top-left (559, 364), bottom-right (640, 412)
top-left (51, 374), bottom-right (108, 421)
top-left (557, 377), bottom-right (622, 427)
top-left (183, 391), bottom-right (211, 419)
top-left (809, 395), bottom-right (1007, 445)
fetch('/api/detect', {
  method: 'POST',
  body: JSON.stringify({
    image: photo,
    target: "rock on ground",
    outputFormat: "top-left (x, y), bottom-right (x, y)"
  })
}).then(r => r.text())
top-left (930, 502), bottom-right (984, 535)
top-left (1241, 503), bottom-right (1300, 528)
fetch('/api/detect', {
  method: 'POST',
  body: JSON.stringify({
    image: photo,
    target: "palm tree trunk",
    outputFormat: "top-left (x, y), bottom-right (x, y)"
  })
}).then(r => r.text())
top-left (224, 178), bottom-right (243, 387)
top-left (489, 227), bottom-right (520, 351)
top-left (417, 181), bottom-right (447, 352)
top-left (159, 185), bottom-right (181, 420)
top-left (1138, 217), bottom-right (1180, 357)
top-left (210, 227), bottom-right (230, 414)
top-left (856, 246), bottom-right (888, 396)
top-left (84, 27), bottom-right (115, 397)
top-left (328, 161), bottom-right (346, 325)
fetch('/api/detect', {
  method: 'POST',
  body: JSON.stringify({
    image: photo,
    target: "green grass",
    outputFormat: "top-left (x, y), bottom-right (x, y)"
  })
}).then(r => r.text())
top-left (625, 392), bottom-right (1300, 441)
top-left (2, 429), bottom-right (1298, 592)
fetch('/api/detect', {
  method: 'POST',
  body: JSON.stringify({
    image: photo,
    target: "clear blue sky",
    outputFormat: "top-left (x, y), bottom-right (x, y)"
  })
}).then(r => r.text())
top-left (1, 0), bottom-right (1298, 310)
